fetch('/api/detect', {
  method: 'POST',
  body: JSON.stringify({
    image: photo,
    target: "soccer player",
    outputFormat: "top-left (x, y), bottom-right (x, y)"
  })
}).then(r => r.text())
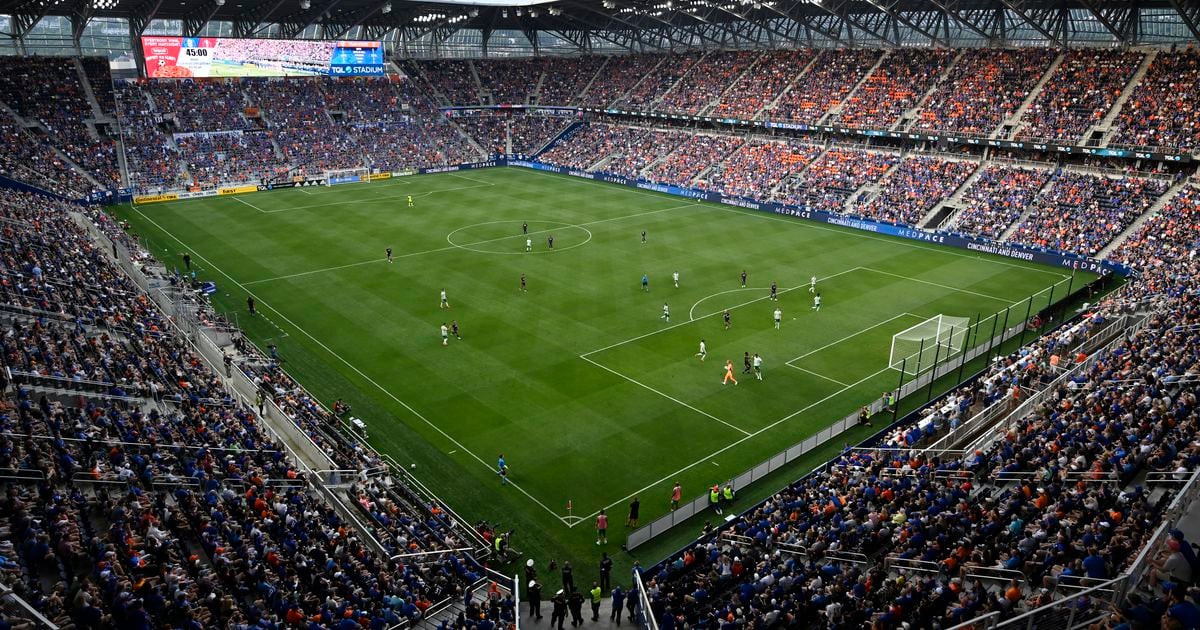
top-left (661, 302), bottom-right (670, 322)
top-left (809, 275), bottom-right (817, 293)
top-left (522, 221), bottom-right (528, 235)
top-left (642, 273), bottom-right (649, 292)
top-left (770, 281), bottom-right (778, 301)
top-left (407, 195), bottom-right (414, 207)
top-left (525, 238), bottom-right (532, 252)
top-left (641, 230), bottom-right (646, 244)
top-left (497, 454), bottom-right (508, 485)
top-left (672, 270), bottom-right (679, 288)
top-left (812, 292), bottom-right (821, 311)
top-left (753, 353), bottom-right (763, 380)
top-left (722, 360), bottom-right (738, 385)
top-left (519, 273), bottom-right (527, 292)
top-left (697, 339), bottom-right (707, 361)
top-left (440, 323), bottom-right (449, 346)
top-left (386, 247), bottom-right (393, 263)
top-left (740, 270), bottom-right (747, 288)
top-left (548, 235), bottom-right (554, 249)
top-left (742, 352), bottom-right (752, 374)
top-left (451, 320), bottom-right (461, 339)
top-left (440, 289), bottom-right (449, 309)
top-left (670, 482), bottom-right (682, 510)
top-left (723, 310), bottom-right (731, 330)
top-left (247, 295), bottom-right (256, 316)
top-left (774, 307), bottom-right (782, 329)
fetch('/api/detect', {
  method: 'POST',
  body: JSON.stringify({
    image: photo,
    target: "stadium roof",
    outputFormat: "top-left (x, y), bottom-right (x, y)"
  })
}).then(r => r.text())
top-left (1, 0), bottom-right (1197, 55)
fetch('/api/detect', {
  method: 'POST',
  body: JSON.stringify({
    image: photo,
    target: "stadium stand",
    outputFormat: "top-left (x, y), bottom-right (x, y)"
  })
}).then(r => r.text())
top-left (537, 55), bottom-right (607, 106)
top-left (618, 51), bottom-right (704, 111)
top-left (1109, 50), bottom-right (1200, 152)
top-left (835, 49), bottom-right (955, 129)
top-left (950, 164), bottom-right (1053, 239)
top-left (455, 114), bottom-right (573, 157)
top-left (1016, 50), bottom-right (1144, 143)
top-left (655, 50), bottom-right (759, 116)
top-left (646, 133), bottom-right (744, 185)
top-left (1007, 171), bottom-right (1169, 257)
top-left (914, 48), bottom-right (1058, 135)
top-left (579, 54), bottom-right (664, 109)
top-left (699, 139), bottom-right (823, 199)
top-left (775, 147), bottom-right (900, 214)
top-left (853, 156), bottom-right (977, 226)
top-left (710, 49), bottom-right (819, 121)
top-left (767, 49), bottom-right (881, 124)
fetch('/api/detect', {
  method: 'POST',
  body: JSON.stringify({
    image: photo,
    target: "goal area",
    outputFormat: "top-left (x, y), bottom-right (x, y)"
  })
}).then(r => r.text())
top-left (325, 167), bottom-right (371, 187)
top-left (889, 315), bottom-right (971, 376)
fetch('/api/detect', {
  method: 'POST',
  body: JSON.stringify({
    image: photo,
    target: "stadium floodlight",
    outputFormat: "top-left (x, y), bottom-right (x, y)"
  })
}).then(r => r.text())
top-left (214, 0), bottom-right (224, 6)
top-left (299, 0), bottom-right (310, 9)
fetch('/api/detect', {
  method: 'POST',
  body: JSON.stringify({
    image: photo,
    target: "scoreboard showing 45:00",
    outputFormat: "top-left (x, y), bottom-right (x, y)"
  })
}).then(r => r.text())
top-left (141, 37), bottom-right (386, 78)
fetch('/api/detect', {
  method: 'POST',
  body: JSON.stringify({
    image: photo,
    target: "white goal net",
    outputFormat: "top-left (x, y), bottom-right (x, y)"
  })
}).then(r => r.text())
top-left (889, 315), bottom-right (971, 375)
top-left (325, 167), bottom-right (371, 187)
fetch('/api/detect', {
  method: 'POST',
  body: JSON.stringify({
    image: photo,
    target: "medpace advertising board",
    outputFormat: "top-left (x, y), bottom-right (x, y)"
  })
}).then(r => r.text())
top-left (141, 37), bottom-right (385, 78)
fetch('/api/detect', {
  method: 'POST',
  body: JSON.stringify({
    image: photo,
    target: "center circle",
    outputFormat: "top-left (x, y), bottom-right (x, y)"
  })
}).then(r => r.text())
top-left (446, 220), bottom-right (593, 255)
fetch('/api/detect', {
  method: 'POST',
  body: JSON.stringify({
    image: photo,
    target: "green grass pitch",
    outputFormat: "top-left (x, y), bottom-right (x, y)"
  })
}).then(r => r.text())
top-left (113, 166), bottom-right (1093, 586)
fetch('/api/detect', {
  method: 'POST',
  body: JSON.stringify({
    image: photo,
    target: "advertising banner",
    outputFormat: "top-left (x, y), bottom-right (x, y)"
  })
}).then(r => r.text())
top-left (132, 192), bottom-right (180, 205)
top-left (218, 185), bottom-right (259, 196)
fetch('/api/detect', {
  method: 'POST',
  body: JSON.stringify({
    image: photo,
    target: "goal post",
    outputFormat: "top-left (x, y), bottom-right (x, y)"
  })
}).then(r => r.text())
top-left (889, 315), bottom-right (971, 376)
top-left (324, 167), bottom-right (371, 187)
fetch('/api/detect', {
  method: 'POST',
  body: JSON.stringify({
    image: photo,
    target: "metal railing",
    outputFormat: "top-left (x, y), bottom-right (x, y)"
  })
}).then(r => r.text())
top-left (632, 569), bottom-right (658, 630)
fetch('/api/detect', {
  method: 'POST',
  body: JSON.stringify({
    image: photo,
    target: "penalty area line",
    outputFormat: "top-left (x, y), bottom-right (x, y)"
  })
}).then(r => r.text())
top-left (579, 355), bottom-right (752, 437)
top-left (129, 206), bottom-right (574, 527)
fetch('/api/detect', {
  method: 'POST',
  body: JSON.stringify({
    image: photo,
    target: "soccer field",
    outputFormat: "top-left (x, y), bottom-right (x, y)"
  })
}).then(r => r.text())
top-left (114, 166), bottom-right (1092, 575)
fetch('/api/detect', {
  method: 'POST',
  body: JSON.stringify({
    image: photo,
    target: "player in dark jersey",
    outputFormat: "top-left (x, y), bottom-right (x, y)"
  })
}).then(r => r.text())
top-left (740, 270), bottom-right (747, 288)
top-left (743, 352), bottom-right (752, 374)
top-left (770, 281), bottom-right (777, 301)
top-left (520, 273), bottom-right (527, 292)
top-left (451, 320), bottom-right (461, 339)
top-left (386, 247), bottom-right (393, 263)
top-left (723, 310), bottom-right (731, 330)
top-left (522, 221), bottom-right (528, 235)
top-left (548, 235), bottom-right (554, 249)
top-left (641, 230), bottom-right (646, 244)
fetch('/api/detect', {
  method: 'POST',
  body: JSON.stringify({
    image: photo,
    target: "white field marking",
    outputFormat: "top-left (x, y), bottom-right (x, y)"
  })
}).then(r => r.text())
top-left (447, 450), bottom-right (457, 455)
top-left (784, 312), bottom-right (918, 365)
top-left (233, 196), bottom-right (268, 213)
top-left (263, 181), bottom-right (495, 212)
top-left (243, 204), bottom-right (694, 285)
top-left (131, 206), bottom-right (573, 525)
top-left (581, 266), bottom-right (864, 359)
top-left (570, 363), bottom-right (895, 526)
top-left (711, 461), bottom-right (720, 466)
top-left (446, 220), bottom-right (594, 255)
top-left (786, 365), bottom-right (850, 387)
top-left (859, 266), bottom-right (1011, 303)
top-left (516, 168), bottom-right (1068, 279)
top-left (687, 287), bottom-right (768, 321)
top-left (296, 187), bottom-right (315, 196)
top-left (579, 354), bottom-right (752, 437)
top-left (448, 172), bottom-right (496, 186)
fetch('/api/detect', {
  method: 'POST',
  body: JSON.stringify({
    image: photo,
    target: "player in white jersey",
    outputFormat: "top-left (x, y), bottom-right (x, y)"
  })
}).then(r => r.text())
top-left (809, 276), bottom-right (817, 293)
top-left (753, 353), bottom-right (763, 380)
top-left (774, 307), bottom-right (782, 329)
top-left (525, 238), bottom-right (532, 252)
top-left (812, 292), bottom-right (821, 311)
top-left (440, 289), bottom-right (449, 309)
top-left (673, 271), bottom-right (679, 288)
top-left (697, 339), bottom-right (707, 361)
top-left (662, 303), bottom-right (671, 322)
top-left (440, 323), bottom-right (449, 346)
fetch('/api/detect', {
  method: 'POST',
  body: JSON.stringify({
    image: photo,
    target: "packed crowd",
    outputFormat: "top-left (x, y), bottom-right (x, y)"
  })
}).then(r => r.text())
top-left (775, 148), bottom-right (900, 214)
top-left (711, 49), bottom-right (818, 121)
top-left (211, 38), bottom-right (338, 75)
top-left (950, 165), bottom-right (1052, 239)
top-left (618, 51), bottom-right (704, 111)
top-left (1110, 51), bottom-right (1200, 151)
top-left (456, 114), bottom-right (573, 156)
top-left (853, 156), bottom-right (977, 226)
top-left (915, 48), bottom-right (1058, 135)
top-left (0, 112), bottom-right (96, 197)
top-left (1008, 171), bottom-right (1169, 257)
top-left (142, 78), bottom-right (253, 133)
top-left (175, 132), bottom-right (286, 188)
top-left (646, 134), bottom-right (744, 185)
top-left (114, 82), bottom-right (189, 194)
top-left (836, 49), bottom-right (955, 129)
top-left (1109, 185), bottom-right (1200, 268)
top-left (0, 57), bottom-right (120, 189)
top-left (656, 50), bottom-right (760, 116)
top-left (700, 139), bottom-right (823, 199)
top-left (538, 55), bottom-right (608, 106)
top-left (767, 50), bottom-right (881, 123)
top-left (579, 54), bottom-right (664, 109)
top-left (405, 59), bottom-right (481, 106)
top-left (319, 75), bottom-right (432, 123)
top-left (1017, 50), bottom-right (1144, 142)
top-left (476, 58), bottom-right (545, 105)
top-left (0, 187), bottom-right (491, 628)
